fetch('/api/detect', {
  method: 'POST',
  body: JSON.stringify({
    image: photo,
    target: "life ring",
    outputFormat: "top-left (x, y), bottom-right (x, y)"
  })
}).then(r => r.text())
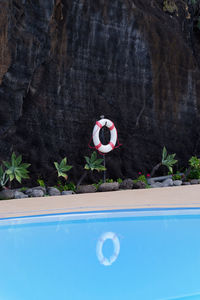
top-left (96, 232), bottom-right (120, 266)
top-left (92, 118), bottom-right (117, 153)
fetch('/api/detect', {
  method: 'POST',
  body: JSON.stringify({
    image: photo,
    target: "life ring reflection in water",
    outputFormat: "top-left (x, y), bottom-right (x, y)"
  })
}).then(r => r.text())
top-left (96, 232), bottom-right (120, 266)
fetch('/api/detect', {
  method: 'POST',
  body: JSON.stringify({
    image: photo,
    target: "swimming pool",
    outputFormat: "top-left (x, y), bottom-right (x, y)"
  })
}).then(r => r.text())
top-left (1, 208), bottom-right (200, 300)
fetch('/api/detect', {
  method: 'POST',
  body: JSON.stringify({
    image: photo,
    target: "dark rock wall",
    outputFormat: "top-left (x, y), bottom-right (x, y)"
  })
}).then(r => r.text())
top-left (0, 0), bottom-right (200, 183)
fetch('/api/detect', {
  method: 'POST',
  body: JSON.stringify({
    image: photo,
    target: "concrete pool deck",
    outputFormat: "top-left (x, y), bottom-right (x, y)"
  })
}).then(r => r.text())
top-left (0, 185), bottom-right (200, 219)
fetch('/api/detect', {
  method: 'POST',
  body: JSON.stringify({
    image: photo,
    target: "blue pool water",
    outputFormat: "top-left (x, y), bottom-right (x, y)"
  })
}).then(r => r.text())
top-left (1, 208), bottom-right (200, 300)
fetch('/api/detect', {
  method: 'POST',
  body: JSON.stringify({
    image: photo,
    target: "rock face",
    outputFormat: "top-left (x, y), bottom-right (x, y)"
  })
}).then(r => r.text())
top-left (0, 0), bottom-right (200, 184)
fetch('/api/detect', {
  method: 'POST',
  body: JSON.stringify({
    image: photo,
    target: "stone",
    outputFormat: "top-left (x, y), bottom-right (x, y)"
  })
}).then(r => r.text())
top-left (0, 0), bottom-right (199, 184)
top-left (76, 185), bottom-right (97, 194)
top-left (32, 186), bottom-right (46, 193)
top-left (182, 182), bottom-right (191, 185)
top-left (31, 189), bottom-right (44, 197)
top-left (14, 191), bottom-right (28, 199)
top-left (120, 179), bottom-right (133, 190)
top-left (151, 182), bottom-right (163, 188)
top-left (0, 189), bottom-right (14, 200)
top-left (173, 180), bottom-right (182, 186)
top-left (98, 182), bottom-right (119, 192)
top-left (162, 179), bottom-right (173, 187)
top-left (25, 188), bottom-right (33, 196)
top-left (47, 187), bottom-right (61, 196)
top-left (147, 178), bottom-right (155, 185)
top-left (25, 187), bottom-right (45, 197)
top-left (61, 191), bottom-right (75, 195)
top-left (132, 181), bottom-right (146, 189)
top-left (190, 179), bottom-right (200, 185)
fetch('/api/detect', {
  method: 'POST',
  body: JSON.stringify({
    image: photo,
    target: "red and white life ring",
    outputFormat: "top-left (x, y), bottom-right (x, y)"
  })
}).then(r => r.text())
top-left (92, 118), bottom-right (117, 153)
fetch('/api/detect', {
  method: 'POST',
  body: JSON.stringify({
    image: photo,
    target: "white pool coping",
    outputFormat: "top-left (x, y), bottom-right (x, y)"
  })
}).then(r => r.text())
top-left (0, 185), bottom-right (200, 219)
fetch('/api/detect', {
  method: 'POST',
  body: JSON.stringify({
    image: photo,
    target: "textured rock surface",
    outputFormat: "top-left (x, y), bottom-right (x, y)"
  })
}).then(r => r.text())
top-left (98, 182), bottom-right (119, 192)
top-left (47, 187), bottom-right (61, 196)
top-left (173, 180), bottom-right (182, 186)
top-left (0, 0), bottom-right (200, 184)
top-left (61, 190), bottom-right (75, 195)
top-left (120, 178), bottom-right (134, 190)
top-left (0, 189), bottom-right (14, 200)
top-left (132, 181), bottom-right (146, 189)
top-left (76, 184), bottom-right (97, 193)
top-left (14, 191), bottom-right (28, 199)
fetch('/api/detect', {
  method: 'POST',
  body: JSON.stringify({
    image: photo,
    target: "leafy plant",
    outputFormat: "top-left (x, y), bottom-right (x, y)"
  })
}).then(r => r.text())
top-left (172, 173), bottom-right (182, 181)
top-left (77, 152), bottom-right (106, 187)
top-left (20, 187), bottom-right (28, 192)
top-left (186, 156), bottom-right (200, 180)
top-left (55, 180), bottom-right (76, 192)
top-left (189, 156), bottom-right (200, 169)
top-left (3, 152), bottom-right (30, 183)
top-left (162, 147), bottom-right (177, 173)
top-left (150, 146), bottom-right (177, 177)
top-left (84, 152), bottom-right (106, 172)
top-left (93, 179), bottom-right (103, 189)
top-left (133, 174), bottom-right (151, 189)
top-left (117, 178), bottom-right (123, 184)
top-left (54, 157), bottom-right (72, 179)
top-left (37, 179), bottom-right (45, 188)
top-left (0, 166), bottom-right (9, 189)
top-left (106, 178), bottom-right (114, 183)
top-left (133, 175), bottom-right (148, 185)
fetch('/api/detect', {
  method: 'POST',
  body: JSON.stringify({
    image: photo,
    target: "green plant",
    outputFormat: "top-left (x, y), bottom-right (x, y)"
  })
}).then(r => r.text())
top-left (186, 156), bottom-right (200, 180)
top-left (84, 152), bottom-right (106, 172)
top-left (150, 147), bottom-right (177, 177)
top-left (3, 152), bottom-right (31, 183)
top-left (93, 179), bottom-right (103, 189)
top-left (20, 187), bottom-right (28, 192)
top-left (189, 156), bottom-right (200, 169)
top-left (37, 179), bottom-right (45, 188)
top-left (162, 147), bottom-right (177, 173)
top-left (55, 180), bottom-right (76, 192)
top-left (106, 178), bottom-right (114, 183)
top-left (133, 174), bottom-right (151, 189)
top-left (133, 175), bottom-right (148, 185)
top-left (172, 173), bottom-right (182, 181)
top-left (54, 157), bottom-right (72, 179)
top-left (77, 152), bottom-right (106, 187)
top-left (65, 182), bottom-right (76, 192)
top-left (0, 165), bottom-right (9, 188)
top-left (117, 178), bottom-right (123, 184)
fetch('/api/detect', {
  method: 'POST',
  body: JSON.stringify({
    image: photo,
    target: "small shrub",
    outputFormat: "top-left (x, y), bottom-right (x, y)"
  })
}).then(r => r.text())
top-left (117, 178), bottom-right (123, 184)
top-left (150, 147), bottom-right (178, 177)
top-left (20, 187), bottom-right (28, 192)
top-left (54, 157), bottom-right (72, 180)
top-left (84, 152), bottom-right (106, 172)
top-left (185, 156), bottom-right (200, 180)
top-left (172, 173), bottom-right (182, 181)
top-left (106, 178), bottom-right (114, 183)
top-left (55, 180), bottom-right (76, 192)
top-left (133, 175), bottom-right (148, 185)
top-left (3, 152), bottom-right (31, 184)
top-left (37, 179), bottom-right (45, 188)
top-left (93, 179), bottom-right (103, 189)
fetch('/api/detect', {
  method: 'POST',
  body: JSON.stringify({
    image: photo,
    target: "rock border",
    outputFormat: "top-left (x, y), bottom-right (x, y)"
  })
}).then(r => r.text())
top-left (0, 176), bottom-right (199, 200)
